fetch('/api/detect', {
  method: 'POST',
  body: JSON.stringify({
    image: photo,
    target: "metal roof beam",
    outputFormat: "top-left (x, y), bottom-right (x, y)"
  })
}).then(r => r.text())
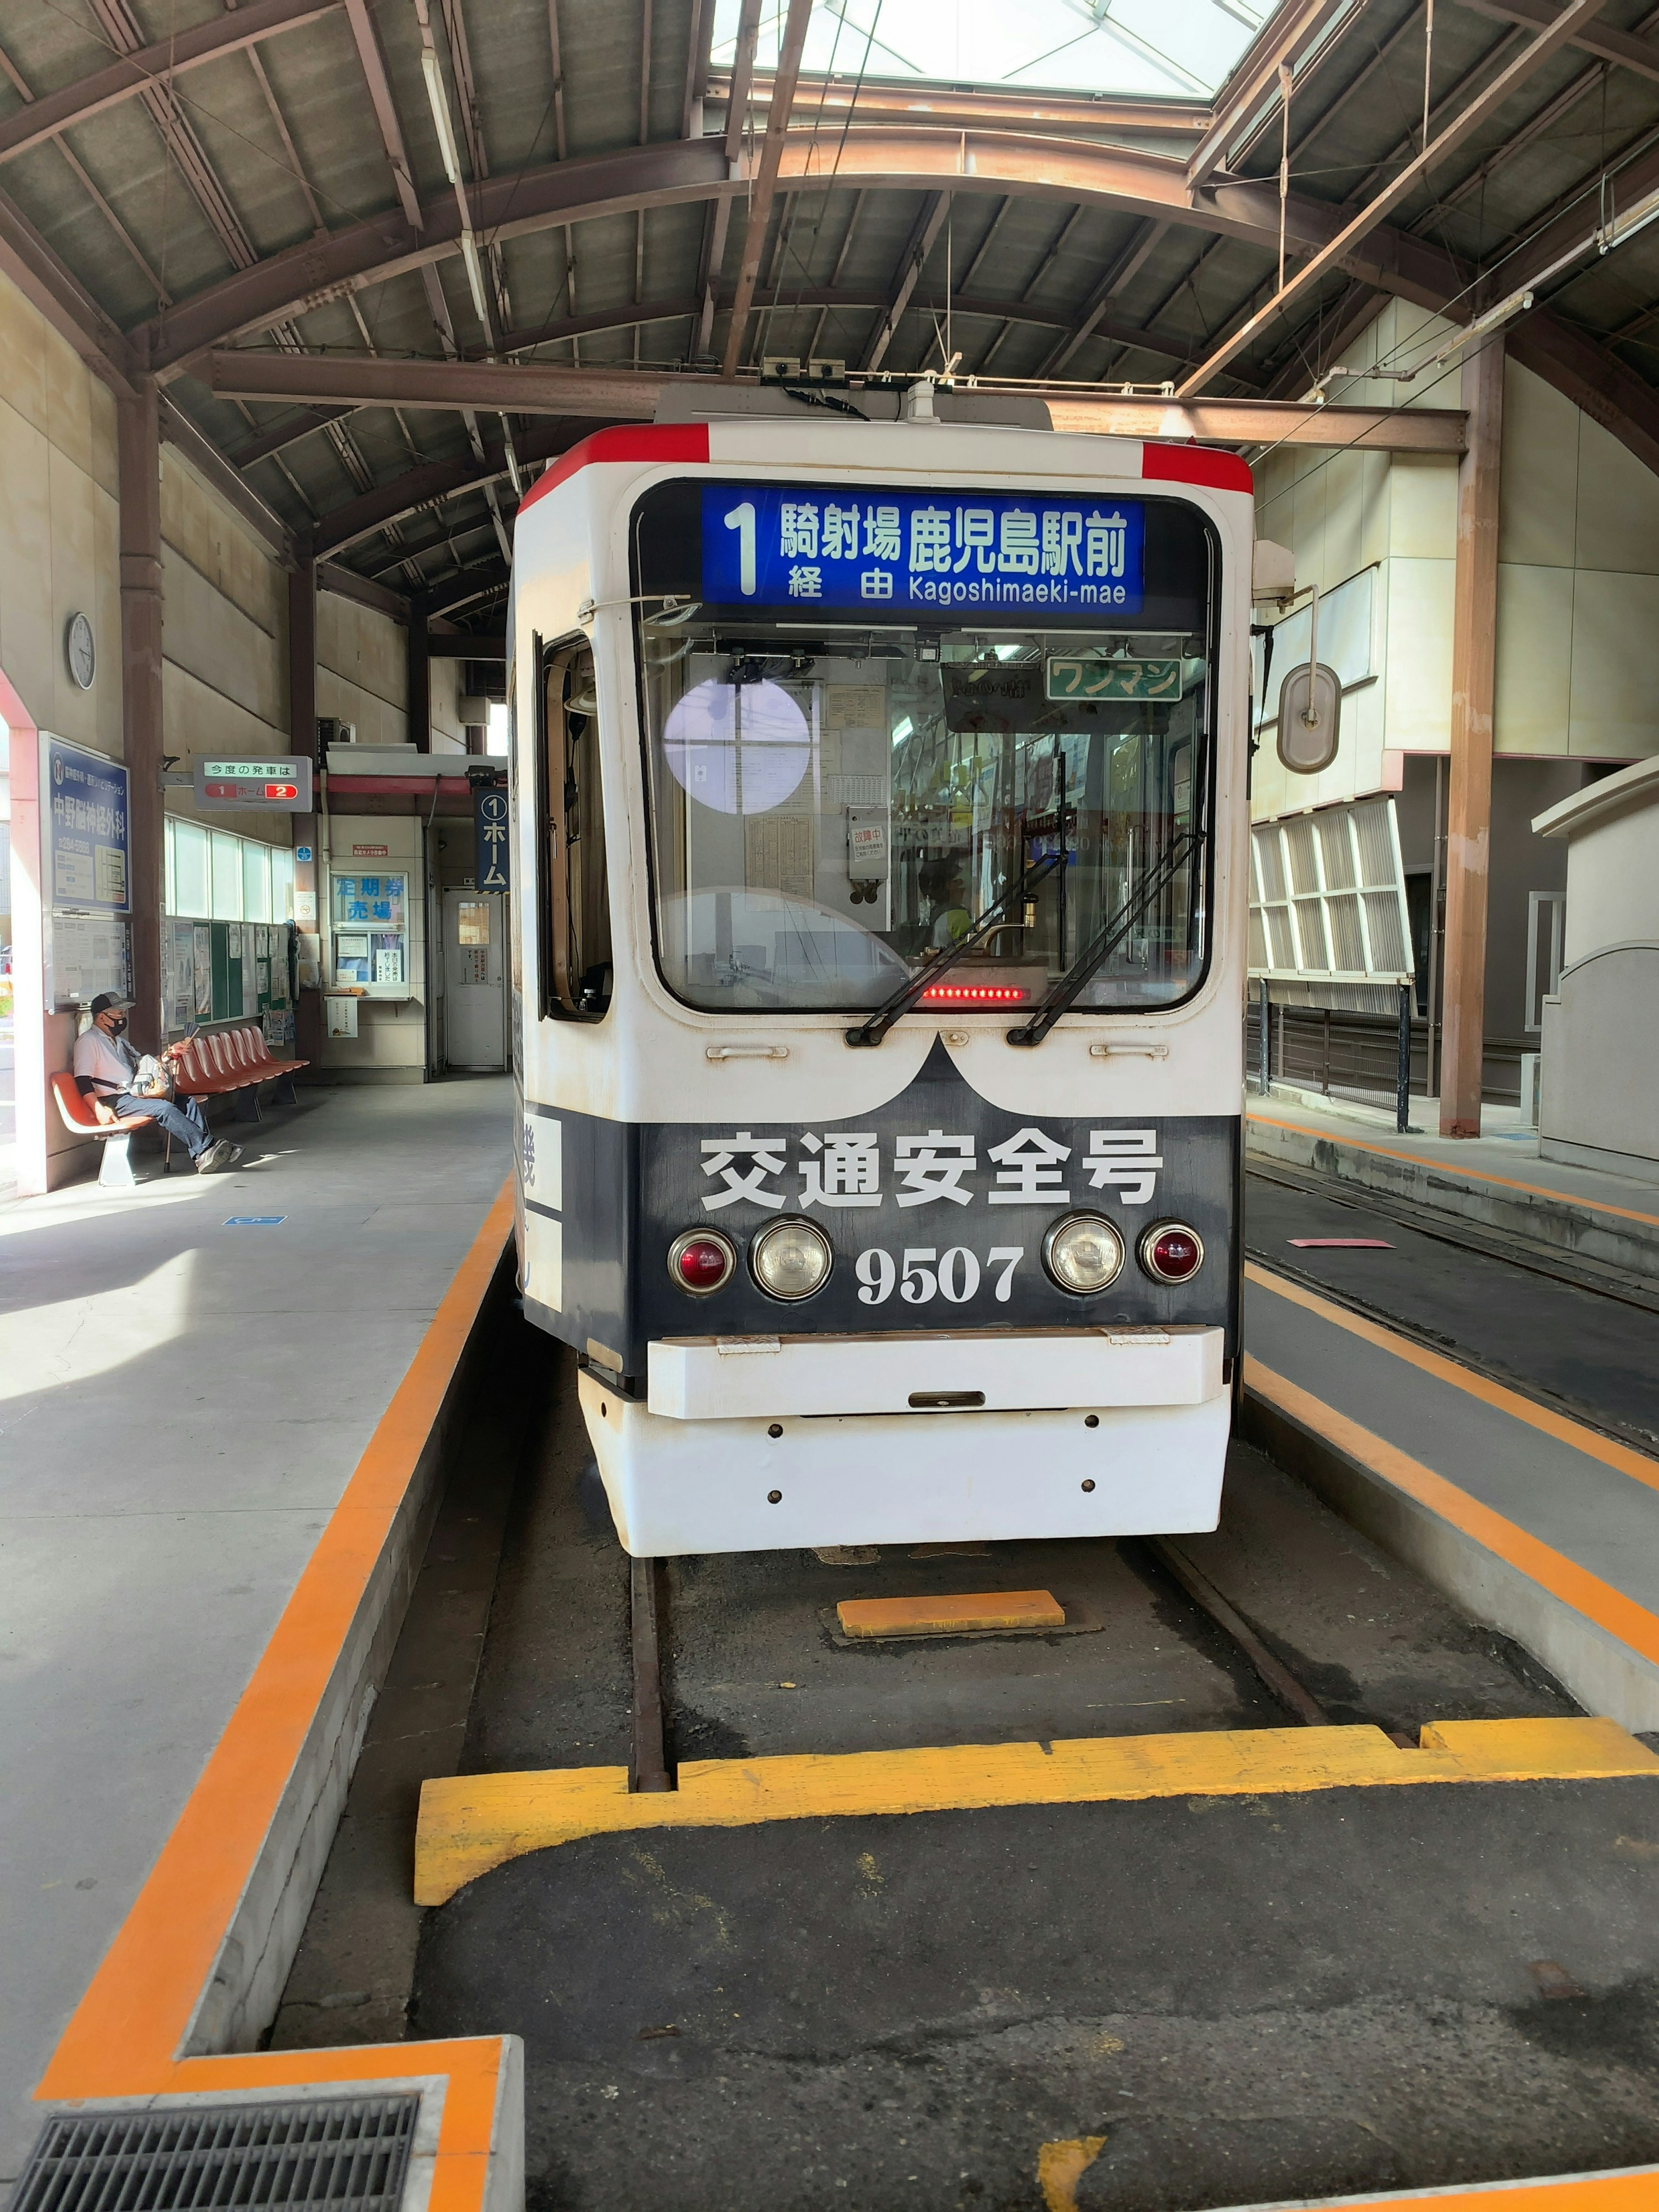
top-left (711, 70), bottom-right (1210, 138)
top-left (318, 559), bottom-right (410, 619)
top-left (721, 0), bottom-right (814, 377)
top-left (139, 127), bottom-right (1471, 375)
top-left (0, 0), bottom-right (340, 167)
top-left (230, 407), bottom-right (359, 467)
top-left (861, 191), bottom-right (950, 371)
top-left (1186, 0), bottom-right (1353, 188)
top-left (0, 188), bottom-right (135, 391)
top-left (207, 352), bottom-right (1466, 450)
top-left (1453, 0), bottom-right (1659, 82)
top-left (480, 284), bottom-right (1197, 369)
top-left (342, 0), bottom-right (424, 227)
top-left (158, 394), bottom-right (294, 557)
top-left (1177, 0), bottom-right (1607, 393)
top-left (311, 420), bottom-right (596, 554)
top-left (1508, 308), bottom-right (1659, 475)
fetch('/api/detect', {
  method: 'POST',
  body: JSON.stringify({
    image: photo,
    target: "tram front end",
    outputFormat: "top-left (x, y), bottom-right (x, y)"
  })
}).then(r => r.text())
top-left (511, 412), bottom-right (1251, 1557)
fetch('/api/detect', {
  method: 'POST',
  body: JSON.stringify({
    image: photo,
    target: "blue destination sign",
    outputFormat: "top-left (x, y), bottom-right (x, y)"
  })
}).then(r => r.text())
top-left (700, 485), bottom-right (1145, 618)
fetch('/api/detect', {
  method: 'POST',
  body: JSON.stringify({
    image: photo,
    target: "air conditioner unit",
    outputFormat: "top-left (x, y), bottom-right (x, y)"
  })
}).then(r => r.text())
top-left (335, 721), bottom-right (357, 745)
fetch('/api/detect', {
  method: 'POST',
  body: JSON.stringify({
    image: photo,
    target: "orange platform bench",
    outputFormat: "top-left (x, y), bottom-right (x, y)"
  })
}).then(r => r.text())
top-left (173, 1023), bottom-right (308, 1123)
top-left (51, 1071), bottom-right (160, 1189)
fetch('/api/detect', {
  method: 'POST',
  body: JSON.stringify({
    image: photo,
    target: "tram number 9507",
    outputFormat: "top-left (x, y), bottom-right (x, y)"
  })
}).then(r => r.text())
top-left (856, 1246), bottom-right (1024, 1306)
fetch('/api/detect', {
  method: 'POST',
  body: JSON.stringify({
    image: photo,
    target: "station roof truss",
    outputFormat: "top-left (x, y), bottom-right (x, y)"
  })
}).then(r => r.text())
top-left (12, 0), bottom-right (1659, 626)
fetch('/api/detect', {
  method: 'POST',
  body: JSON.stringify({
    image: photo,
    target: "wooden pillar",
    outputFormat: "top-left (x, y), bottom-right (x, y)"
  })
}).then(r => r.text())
top-left (407, 607), bottom-right (430, 751)
top-left (1439, 338), bottom-right (1505, 1138)
top-left (117, 377), bottom-right (165, 1054)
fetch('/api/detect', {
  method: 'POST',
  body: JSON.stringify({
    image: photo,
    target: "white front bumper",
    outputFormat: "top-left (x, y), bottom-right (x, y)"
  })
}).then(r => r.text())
top-left (581, 1369), bottom-right (1232, 1556)
top-left (646, 1325), bottom-right (1225, 1420)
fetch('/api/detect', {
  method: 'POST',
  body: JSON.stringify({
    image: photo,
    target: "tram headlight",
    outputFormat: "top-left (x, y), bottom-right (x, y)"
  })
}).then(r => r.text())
top-left (1041, 1213), bottom-right (1125, 1295)
top-left (668, 1228), bottom-right (736, 1295)
top-left (749, 1216), bottom-right (833, 1301)
top-left (1139, 1220), bottom-right (1205, 1284)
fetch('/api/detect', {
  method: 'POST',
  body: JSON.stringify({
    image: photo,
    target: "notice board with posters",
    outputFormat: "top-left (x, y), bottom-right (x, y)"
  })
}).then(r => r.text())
top-left (41, 733), bottom-right (132, 1009)
top-left (43, 734), bottom-right (130, 912)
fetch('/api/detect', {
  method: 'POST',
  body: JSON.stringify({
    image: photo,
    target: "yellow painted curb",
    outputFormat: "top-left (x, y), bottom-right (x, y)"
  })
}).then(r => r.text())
top-left (414, 1715), bottom-right (1659, 1907)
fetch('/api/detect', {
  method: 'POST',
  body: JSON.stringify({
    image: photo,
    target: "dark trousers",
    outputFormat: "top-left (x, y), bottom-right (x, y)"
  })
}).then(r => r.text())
top-left (115, 1090), bottom-right (212, 1160)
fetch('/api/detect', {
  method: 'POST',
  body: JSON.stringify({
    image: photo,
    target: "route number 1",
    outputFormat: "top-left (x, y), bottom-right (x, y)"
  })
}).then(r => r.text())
top-left (856, 1246), bottom-right (1024, 1306)
top-left (724, 502), bottom-right (757, 596)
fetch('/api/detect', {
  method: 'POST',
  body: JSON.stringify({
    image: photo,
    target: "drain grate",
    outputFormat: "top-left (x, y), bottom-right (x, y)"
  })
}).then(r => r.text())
top-left (14, 2096), bottom-right (421, 2212)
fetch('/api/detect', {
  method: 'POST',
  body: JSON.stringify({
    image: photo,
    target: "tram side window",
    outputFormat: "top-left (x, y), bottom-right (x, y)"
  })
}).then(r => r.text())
top-left (538, 638), bottom-right (613, 1020)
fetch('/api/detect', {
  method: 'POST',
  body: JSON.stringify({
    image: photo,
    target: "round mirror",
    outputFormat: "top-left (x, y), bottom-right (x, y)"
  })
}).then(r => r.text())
top-left (1277, 662), bottom-right (1341, 774)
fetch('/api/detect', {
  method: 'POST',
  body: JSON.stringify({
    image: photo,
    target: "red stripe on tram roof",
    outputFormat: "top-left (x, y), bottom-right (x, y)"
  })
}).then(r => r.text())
top-left (517, 423), bottom-right (712, 518)
top-left (1140, 443), bottom-right (1254, 495)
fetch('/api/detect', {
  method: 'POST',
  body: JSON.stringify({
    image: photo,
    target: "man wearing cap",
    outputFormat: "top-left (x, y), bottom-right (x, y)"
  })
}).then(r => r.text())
top-left (72, 994), bottom-right (238, 1175)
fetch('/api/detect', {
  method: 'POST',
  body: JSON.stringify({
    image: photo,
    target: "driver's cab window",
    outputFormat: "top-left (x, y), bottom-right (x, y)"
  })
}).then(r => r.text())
top-left (538, 637), bottom-right (612, 1019)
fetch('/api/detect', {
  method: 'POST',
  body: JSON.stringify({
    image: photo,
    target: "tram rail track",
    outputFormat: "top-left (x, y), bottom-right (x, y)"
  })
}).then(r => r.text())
top-left (1245, 1163), bottom-right (1659, 1462)
top-left (1247, 1154), bottom-right (1659, 1320)
top-left (620, 1516), bottom-right (1407, 1797)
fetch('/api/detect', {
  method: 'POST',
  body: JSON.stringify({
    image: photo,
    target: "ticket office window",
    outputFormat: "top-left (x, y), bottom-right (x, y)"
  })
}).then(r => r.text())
top-left (332, 871), bottom-right (410, 996)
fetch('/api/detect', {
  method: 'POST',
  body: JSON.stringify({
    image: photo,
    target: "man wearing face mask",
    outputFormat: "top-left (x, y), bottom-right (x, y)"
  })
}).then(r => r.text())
top-left (72, 992), bottom-right (238, 1175)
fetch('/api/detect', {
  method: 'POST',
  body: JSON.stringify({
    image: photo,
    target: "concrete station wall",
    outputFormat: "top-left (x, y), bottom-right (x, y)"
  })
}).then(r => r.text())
top-left (0, 267), bottom-right (124, 1185)
top-left (1250, 300), bottom-right (1659, 1052)
top-left (0, 261), bottom-right (453, 1181)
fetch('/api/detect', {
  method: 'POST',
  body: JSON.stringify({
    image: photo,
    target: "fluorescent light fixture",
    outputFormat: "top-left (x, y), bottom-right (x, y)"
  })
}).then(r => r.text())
top-left (420, 48), bottom-right (464, 186)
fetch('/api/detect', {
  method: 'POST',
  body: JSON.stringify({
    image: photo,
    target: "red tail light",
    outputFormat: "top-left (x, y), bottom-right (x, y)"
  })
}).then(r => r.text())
top-left (667, 1229), bottom-right (736, 1294)
top-left (1139, 1221), bottom-right (1204, 1283)
top-left (918, 983), bottom-right (1028, 1004)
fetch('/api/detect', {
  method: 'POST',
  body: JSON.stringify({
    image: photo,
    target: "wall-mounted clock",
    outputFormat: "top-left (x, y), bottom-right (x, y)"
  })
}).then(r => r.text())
top-left (66, 611), bottom-right (95, 690)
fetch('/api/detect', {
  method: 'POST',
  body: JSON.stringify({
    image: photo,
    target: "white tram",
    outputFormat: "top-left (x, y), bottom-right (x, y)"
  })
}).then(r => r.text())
top-left (508, 392), bottom-right (1254, 1556)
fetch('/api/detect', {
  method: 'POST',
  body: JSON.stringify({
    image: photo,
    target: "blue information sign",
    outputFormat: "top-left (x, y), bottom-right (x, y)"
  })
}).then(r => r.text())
top-left (699, 484), bottom-right (1144, 619)
top-left (45, 736), bottom-right (130, 912)
top-left (475, 786), bottom-right (510, 893)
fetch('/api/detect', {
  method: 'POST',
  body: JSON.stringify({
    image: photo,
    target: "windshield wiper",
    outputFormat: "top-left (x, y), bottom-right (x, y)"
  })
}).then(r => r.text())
top-left (845, 850), bottom-right (1062, 1048)
top-left (1005, 826), bottom-right (1203, 1047)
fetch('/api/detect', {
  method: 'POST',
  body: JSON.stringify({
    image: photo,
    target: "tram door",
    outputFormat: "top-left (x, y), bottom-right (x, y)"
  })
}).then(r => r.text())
top-left (442, 889), bottom-right (507, 1070)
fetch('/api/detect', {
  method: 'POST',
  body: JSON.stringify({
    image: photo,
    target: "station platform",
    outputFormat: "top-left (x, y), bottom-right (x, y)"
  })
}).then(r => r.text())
top-left (0, 1077), bottom-right (512, 2196)
top-left (9, 1073), bottom-right (1659, 2212)
top-left (1247, 1091), bottom-right (1659, 1288)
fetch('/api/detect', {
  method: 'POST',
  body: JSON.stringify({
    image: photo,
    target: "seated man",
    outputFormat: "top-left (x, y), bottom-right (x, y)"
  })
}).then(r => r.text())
top-left (72, 992), bottom-right (239, 1176)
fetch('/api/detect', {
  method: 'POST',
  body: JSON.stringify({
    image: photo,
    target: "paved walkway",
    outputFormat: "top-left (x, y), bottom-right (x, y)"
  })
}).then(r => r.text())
top-left (1245, 1258), bottom-right (1659, 1732)
top-left (1249, 1090), bottom-right (1659, 1216)
top-left (0, 1078), bottom-right (511, 2189)
top-left (1248, 1093), bottom-right (1659, 1282)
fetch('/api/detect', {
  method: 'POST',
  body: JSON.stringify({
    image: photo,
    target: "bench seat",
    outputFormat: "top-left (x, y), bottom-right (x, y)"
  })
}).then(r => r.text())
top-left (51, 1072), bottom-right (158, 1189)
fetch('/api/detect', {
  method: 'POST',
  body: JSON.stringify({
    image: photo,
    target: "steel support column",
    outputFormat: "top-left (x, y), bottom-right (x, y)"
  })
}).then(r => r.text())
top-left (118, 378), bottom-right (165, 1054)
top-left (407, 606), bottom-right (430, 751)
top-left (288, 552), bottom-right (324, 1062)
top-left (1439, 338), bottom-right (1505, 1138)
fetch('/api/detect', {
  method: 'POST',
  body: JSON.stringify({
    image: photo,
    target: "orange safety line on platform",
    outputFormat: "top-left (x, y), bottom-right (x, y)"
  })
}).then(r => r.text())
top-left (1246, 1262), bottom-right (1659, 1498)
top-left (1280, 2166), bottom-right (1659, 2208)
top-left (1248, 1109), bottom-right (1659, 1234)
top-left (35, 1181), bottom-right (516, 2212)
top-left (1245, 1357), bottom-right (1659, 1675)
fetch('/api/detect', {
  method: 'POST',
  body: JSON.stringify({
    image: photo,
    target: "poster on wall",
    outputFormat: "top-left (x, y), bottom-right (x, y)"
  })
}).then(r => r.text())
top-left (193, 924), bottom-right (213, 1017)
top-left (167, 918), bottom-right (196, 1030)
top-left (42, 734), bottom-right (130, 912)
top-left (44, 912), bottom-right (130, 1008)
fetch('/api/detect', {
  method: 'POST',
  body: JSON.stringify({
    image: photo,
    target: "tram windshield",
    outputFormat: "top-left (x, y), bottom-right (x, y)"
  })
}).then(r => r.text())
top-left (632, 479), bottom-right (1217, 1020)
